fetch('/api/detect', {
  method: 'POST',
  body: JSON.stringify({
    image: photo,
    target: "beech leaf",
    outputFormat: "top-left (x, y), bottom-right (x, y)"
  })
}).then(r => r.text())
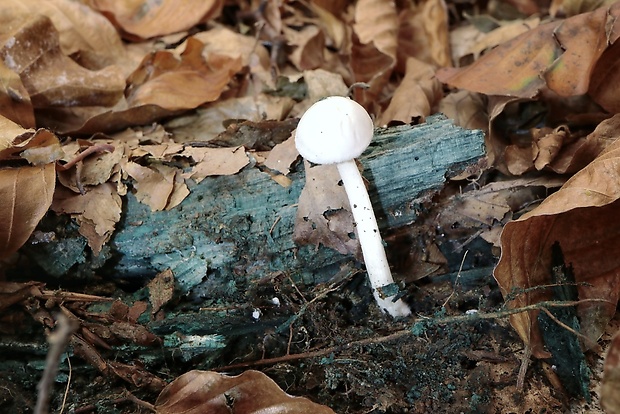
top-left (602, 330), bottom-right (620, 413)
top-left (494, 133), bottom-right (620, 357)
top-left (293, 162), bottom-right (361, 258)
top-left (155, 370), bottom-right (335, 414)
top-left (436, 2), bottom-right (620, 99)
top-left (0, 164), bottom-right (55, 258)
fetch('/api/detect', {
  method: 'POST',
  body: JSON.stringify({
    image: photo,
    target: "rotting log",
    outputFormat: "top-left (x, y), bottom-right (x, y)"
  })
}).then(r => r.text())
top-left (8, 114), bottom-right (485, 380)
top-left (23, 114), bottom-right (485, 299)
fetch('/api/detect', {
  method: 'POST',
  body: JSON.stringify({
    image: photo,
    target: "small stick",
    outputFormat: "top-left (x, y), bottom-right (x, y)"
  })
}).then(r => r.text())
top-left (35, 314), bottom-right (77, 414)
top-left (56, 144), bottom-right (115, 172)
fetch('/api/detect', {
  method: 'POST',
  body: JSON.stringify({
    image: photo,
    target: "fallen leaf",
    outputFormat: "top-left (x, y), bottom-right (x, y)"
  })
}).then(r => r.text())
top-left (0, 164), bottom-right (55, 258)
top-left (155, 370), bottom-right (335, 414)
top-left (126, 37), bottom-right (243, 111)
top-left (264, 135), bottom-right (298, 175)
top-left (88, 0), bottom-right (223, 39)
top-left (123, 162), bottom-right (175, 212)
top-left (0, 12), bottom-right (125, 107)
top-left (293, 162), bottom-right (360, 259)
top-left (148, 269), bottom-right (175, 316)
top-left (438, 90), bottom-right (488, 133)
top-left (11, 0), bottom-right (127, 72)
top-left (351, 0), bottom-right (398, 105)
top-left (166, 95), bottom-right (295, 143)
top-left (51, 183), bottom-right (122, 254)
top-left (0, 60), bottom-right (34, 127)
top-left (285, 25), bottom-right (326, 71)
top-left (182, 146), bottom-right (249, 183)
top-left (494, 134), bottom-right (620, 357)
top-left (436, 3), bottom-right (620, 99)
top-left (602, 329), bottom-right (620, 413)
top-left (396, 0), bottom-right (451, 70)
top-left (378, 57), bottom-right (442, 126)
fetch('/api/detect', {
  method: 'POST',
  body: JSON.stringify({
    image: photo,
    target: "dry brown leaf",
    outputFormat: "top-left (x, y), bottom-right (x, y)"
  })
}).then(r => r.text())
top-left (167, 95), bottom-right (295, 143)
top-left (88, 0), bottom-right (223, 39)
top-left (182, 146), bottom-right (249, 183)
top-left (131, 143), bottom-right (184, 160)
top-left (551, 0), bottom-right (617, 17)
top-left (264, 135), bottom-right (297, 175)
top-left (155, 370), bottom-right (335, 414)
top-left (302, 69), bottom-right (349, 107)
top-left (123, 162), bottom-right (175, 212)
top-left (192, 27), bottom-right (272, 87)
top-left (0, 164), bottom-right (55, 258)
top-left (494, 135), bottom-right (620, 358)
top-left (293, 162), bottom-right (360, 259)
top-left (166, 171), bottom-right (190, 210)
top-left (378, 57), bottom-right (442, 126)
top-left (57, 141), bottom-right (125, 192)
top-left (436, 3), bottom-right (620, 99)
top-left (438, 90), bottom-right (488, 133)
top-left (9, 0), bottom-right (127, 72)
top-left (0, 117), bottom-right (63, 164)
top-left (466, 17), bottom-right (541, 60)
top-left (307, 2), bottom-right (347, 50)
top-left (285, 25), bottom-right (326, 71)
top-left (0, 60), bottom-right (34, 128)
top-left (0, 12), bottom-right (125, 108)
top-left (127, 37), bottom-right (243, 111)
top-left (602, 329), bottom-right (620, 413)
top-left (396, 0), bottom-right (451, 70)
top-left (588, 39), bottom-right (620, 113)
top-left (502, 113), bottom-right (620, 175)
top-left (51, 183), bottom-right (122, 254)
top-left (148, 269), bottom-right (175, 316)
top-left (351, 0), bottom-right (398, 105)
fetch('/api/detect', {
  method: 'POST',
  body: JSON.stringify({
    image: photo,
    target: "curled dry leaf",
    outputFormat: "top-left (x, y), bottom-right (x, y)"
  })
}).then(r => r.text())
top-left (494, 133), bottom-right (620, 358)
top-left (437, 2), bottom-right (620, 101)
top-left (127, 37), bottom-right (243, 111)
top-left (51, 183), bottom-right (122, 254)
top-left (0, 116), bottom-right (61, 258)
top-left (378, 57), bottom-right (442, 126)
top-left (88, 0), bottom-right (223, 39)
top-left (155, 370), bottom-right (335, 414)
top-left (602, 329), bottom-right (620, 414)
top-left (0, 12), bottom-right (125, 108)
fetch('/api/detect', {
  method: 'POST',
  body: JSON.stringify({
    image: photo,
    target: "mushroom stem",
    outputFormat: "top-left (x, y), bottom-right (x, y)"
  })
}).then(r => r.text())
top-left (336, 160), bottom-right (411, 317)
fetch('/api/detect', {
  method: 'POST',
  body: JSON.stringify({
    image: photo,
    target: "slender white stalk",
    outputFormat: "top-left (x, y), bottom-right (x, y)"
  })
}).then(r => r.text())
top-left (337, 160), bottom-right (411, 317)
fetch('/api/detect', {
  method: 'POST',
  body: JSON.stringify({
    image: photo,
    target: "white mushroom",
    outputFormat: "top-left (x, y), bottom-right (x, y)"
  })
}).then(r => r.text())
top-left (295, 96), bottom-right (411, 317)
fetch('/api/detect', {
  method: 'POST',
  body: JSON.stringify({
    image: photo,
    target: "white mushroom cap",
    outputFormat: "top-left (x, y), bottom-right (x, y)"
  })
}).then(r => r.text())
top-left (295, 96), bottom-right (374, 165)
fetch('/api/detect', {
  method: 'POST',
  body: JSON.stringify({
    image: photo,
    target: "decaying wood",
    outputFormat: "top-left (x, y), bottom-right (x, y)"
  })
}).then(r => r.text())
top-left (24, 115), bottom-right (484, 298)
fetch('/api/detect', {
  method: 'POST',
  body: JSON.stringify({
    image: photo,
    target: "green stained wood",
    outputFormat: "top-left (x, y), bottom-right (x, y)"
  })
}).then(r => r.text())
top-left (110, 115), bottom-right (484, 298)
top-left (25, 115), bottom-right (484, 303)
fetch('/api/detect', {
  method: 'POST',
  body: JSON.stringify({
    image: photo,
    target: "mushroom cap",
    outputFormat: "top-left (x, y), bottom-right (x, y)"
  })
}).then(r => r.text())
top-left (295, 96), bottom-right (374, 164)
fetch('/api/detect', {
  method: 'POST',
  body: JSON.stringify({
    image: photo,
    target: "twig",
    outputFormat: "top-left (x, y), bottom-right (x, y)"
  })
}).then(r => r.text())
top-left (516, 345), bottom-right (531, 390)
top-left (442, 250), bottom-right (468, 308)
top-left (35, 314), bottom-right (78, 414)
top-left (58, 354), bottom-right (72, 414)
top-left (55, 144), bottom-right (115, 171)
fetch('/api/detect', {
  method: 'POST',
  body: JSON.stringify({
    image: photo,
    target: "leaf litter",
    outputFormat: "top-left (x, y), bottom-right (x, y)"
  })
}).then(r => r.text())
top-left (1, 0), bottom-right (620, 412)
